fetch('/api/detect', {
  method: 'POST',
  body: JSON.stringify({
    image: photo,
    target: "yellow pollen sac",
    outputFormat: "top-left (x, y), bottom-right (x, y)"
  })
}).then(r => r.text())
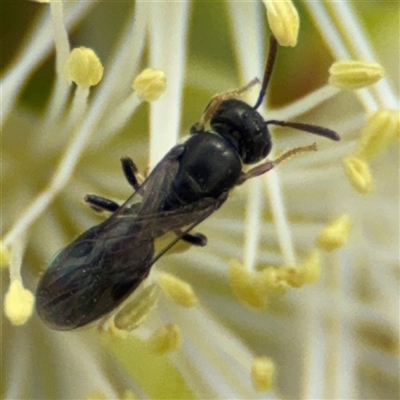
top-left (132, 68), bottom-right (167, 102)
top-left (280, 267), bottom-right (300, 288)
top-left (251, 356), bottom-right (275, 392)
top-left (263, 0), bottom-right (300, 47)
top-left (298, 250), bottom-right (321, 284)
top-left (316, 215), bottom-right (353, 252)
top-left (159, 272), bottom-right (198, 307)
top-left (263, 0), bottom-right (299, 47)
top-left (228, 260), bottom-right (268, 308)
top-left (285, 250), bottom-right (322, 287)
top-left (0, 241), bottom-right (10, 268)
top-left (4, 280), bottom-right (35, 326)
top-left (328, 60), bottom-right (384, 90)
top-left (113, 284), bottom-right (160, 332)
top-left (100, 320), bottom-right (129, 339)
top-left (65, 47), bottom-right (104, 87)
top-left (85, 392), bottom-right (108, 400)
top-left (259, 266), bottom-right (290, 295)
top-left (356, 110), bottom-right (400, 160)
top-left (343, 155), bottom-right (374, 194)
top-left (146, 324), bottom-right (181, 355)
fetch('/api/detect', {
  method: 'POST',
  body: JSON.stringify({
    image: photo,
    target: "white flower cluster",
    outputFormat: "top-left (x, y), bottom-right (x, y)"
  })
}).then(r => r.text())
top-left (1, 1), bottom-right (398, 399)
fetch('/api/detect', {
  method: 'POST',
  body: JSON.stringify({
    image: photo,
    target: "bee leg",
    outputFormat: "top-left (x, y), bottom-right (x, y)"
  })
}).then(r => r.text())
top-left (85, 157), bottom-right (146, 214)
top-left (237, 143), bottom-right (317, 184)
top-left (85, 157), bottom-right (143, 213)
top-left (121, 156), bottom-right (144, 190)
top-left (84, 194), bottom-right (120, 213)
top-left (181, 232), bottom-right (208, 247)
top-left (237, 161), bottom-right (275, 185)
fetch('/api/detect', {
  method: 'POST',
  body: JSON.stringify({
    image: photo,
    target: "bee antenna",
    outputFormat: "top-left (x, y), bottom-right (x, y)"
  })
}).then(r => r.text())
top-left (253, 35), bottom-right (278, 110)
top-left (265, 120), bottom-right (340, 141)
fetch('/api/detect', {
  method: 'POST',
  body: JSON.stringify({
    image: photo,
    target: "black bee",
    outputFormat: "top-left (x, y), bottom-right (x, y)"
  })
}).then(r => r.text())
top-left (36, 35), bottom-right (339, 330)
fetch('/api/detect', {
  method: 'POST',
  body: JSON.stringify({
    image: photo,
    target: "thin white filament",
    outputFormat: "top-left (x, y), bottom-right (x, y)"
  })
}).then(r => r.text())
top-left (8, 233), bottom-right (27, 281)
top-left (43, 0), bottom-right (71, 125)
top-left (148, 2), bottom-right (190, 168)
top-left (267, 85), bottom-right (340, 121)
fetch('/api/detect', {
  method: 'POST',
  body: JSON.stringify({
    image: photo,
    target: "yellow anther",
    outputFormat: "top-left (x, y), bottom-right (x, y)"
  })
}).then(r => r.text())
top-left (159, 272), bottom-right (198, 307)
top-left (282, 267), bottom-right (301, 288)
top-left (328, 60), bottom-right (384, 90)
top-left (356, 110), bottom-right (399, 160)
top-left (65, 47), bottom-right (104, 87)
top-left (99, 319), bottom-right (129, 339)
top-left (114, 284), bottom-right (160, 332)
top-left (229, 260), bottom-right (268, 308)
top-left (259, 266), bottom-right (290, 295)
top-left (132, 68), bottom-right (167, 102)
top-left (85, 392), bottom-right (108, 400)
top-left (146, 324), bottom-right (181, 355)
top-left (284, 250), bottom-right (321, 288)
top-left (297, 249), bottom-right (321, 284)
top-left (251, 356), bottom-right (275, 392)
top-left (4, 280), bottom-right (35, 326)
top-left (0, 241), bottom-right (10, 268)
top-left (263, 0), bottom-right (299, 47)
top-left (317, 215), bottom-right (353, 252)
top-left (343, 156), bottom-right (374, 194)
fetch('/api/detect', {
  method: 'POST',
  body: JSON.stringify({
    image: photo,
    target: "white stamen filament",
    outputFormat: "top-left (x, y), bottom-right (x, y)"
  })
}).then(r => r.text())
top-left (162, 304), bottom-right (269, 399)
top-left (61, 86), bottom-right (90, 135)
top-left (43, 0), bottom-right (71, 124)
top-left (8, 234), bottom-right (26, 281)
top-left (267, 85), bottom-right (340, 121)
top-left (50, 1), bottom-right (70, 76)
top-left (243, 179), bottom-right (263, 271)
top-left (89, 2), bottom-right (149, 150)
top-left (148, 2), bottom-right (190, 168)
top-left (96, 92), bottom-right (142, 141)
top-left (46, 332), bottom-right (118, 398)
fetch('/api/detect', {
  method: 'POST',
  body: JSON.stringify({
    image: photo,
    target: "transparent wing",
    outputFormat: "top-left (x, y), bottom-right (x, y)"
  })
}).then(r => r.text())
top-left (36, 144), bottom-right (228, 330)
top-left (36, 215), bottom-right (155, 330)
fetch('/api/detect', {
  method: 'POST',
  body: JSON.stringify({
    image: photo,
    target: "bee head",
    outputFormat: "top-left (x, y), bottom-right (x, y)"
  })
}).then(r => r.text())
top-left (210, 98), bottom-right (271, 164)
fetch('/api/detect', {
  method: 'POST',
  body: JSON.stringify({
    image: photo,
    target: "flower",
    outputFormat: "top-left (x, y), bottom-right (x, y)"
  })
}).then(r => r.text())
top-left (1, 1), bottom-right (398, 399)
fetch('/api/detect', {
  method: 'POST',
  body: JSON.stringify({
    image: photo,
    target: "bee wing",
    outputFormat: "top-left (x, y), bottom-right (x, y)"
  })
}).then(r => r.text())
top-left (36, 144), bottom-right (228, 330)
top-left (37, 147), bottom-right (186, 330)
top-left (147, 194), bottom-right (228, 266)
top-left (36, 215), bottom-right (155, 330)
